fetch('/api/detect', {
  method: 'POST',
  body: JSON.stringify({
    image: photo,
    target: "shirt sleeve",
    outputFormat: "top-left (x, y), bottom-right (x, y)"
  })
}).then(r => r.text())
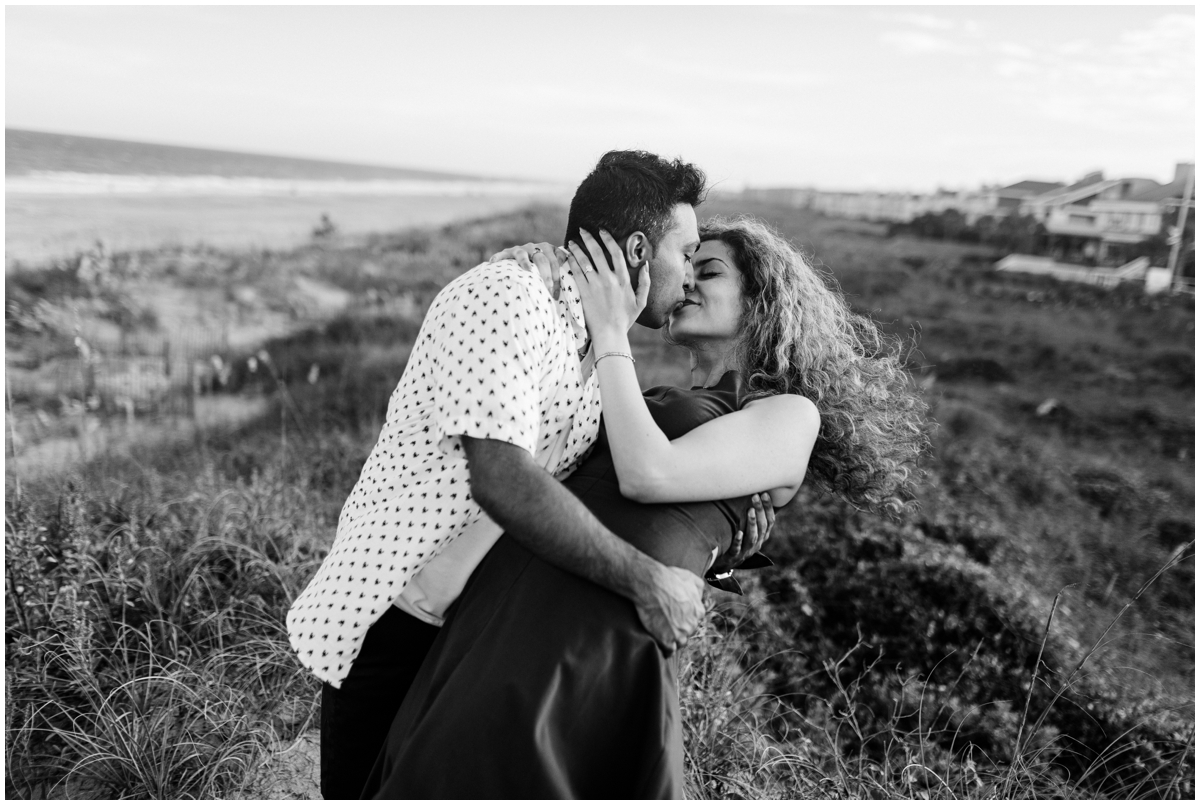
top-left (428, 264), bottom-right (555, 458)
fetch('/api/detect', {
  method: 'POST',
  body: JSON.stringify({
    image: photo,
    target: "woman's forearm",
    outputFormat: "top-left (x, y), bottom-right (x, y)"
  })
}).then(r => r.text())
top-left (590, 331), bottom-right (818, 504)
top-left (571, 228), bottom-right (816, 503)
top-left (591, 329), bottom-right (677, 501)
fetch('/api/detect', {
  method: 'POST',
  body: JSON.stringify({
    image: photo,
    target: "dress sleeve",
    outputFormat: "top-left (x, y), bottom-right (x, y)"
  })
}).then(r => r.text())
top-left (428, 264), bottom-right (554, 458)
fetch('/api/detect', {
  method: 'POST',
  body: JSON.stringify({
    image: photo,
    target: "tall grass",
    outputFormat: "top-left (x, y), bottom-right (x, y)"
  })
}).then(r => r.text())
top-left (5, 446), bottom-right (328, 797)
top-left (6, 202), bottom-right (1194, 797)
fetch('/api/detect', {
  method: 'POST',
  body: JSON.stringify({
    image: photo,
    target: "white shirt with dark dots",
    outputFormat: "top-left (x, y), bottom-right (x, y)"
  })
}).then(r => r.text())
top-left (287, 260), bottom-right (601, 688)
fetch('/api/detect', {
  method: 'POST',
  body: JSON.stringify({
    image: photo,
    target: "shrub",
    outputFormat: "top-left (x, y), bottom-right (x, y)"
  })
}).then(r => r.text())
top-left (934, 357), bottom-right (1014, 384)
top-left (1144, 350), bottom-right (1195, 390)
top-left (1072, 466), bottom-right (1139, 519)
top-left (934, 402), bottom-right (1006, 443)
top-left (732, 509), bottom-right (1195, 798)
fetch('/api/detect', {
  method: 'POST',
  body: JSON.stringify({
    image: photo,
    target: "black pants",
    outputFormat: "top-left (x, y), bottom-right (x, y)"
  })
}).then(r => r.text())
top-left (320, 606), bottom-right (441, 799)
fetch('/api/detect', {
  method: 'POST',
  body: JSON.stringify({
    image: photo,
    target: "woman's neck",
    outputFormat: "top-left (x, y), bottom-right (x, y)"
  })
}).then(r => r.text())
top-left (687, 340), bottom-right (739, 388)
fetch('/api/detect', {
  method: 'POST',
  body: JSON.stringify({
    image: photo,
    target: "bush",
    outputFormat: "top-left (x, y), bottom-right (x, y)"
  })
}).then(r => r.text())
top-left (1144, 350), bottom-right (1195, 390)
top-left (934, 357), bottom-right (1014, 384)
top-left (729, 506), bottom-right (1195, 797)
top-left (1072, 466), bottom-right (1139, 519)
top-left (934, 402), bottom-right (1007, 443)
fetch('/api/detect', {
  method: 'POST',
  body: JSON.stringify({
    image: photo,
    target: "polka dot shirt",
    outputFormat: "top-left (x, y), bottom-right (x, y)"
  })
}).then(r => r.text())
top-left (287, 261), bottom-right (601, 688)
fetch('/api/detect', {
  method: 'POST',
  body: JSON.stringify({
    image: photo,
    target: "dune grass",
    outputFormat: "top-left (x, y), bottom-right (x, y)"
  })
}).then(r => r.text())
top-left (5, 202), bottom-right (1194, 798)
top-left (5, 445), bottom-right (328, 797)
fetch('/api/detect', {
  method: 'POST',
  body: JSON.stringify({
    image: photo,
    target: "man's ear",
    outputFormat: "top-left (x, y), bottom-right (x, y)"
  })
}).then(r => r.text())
top-left (624, 231), bottom-right (650, 269)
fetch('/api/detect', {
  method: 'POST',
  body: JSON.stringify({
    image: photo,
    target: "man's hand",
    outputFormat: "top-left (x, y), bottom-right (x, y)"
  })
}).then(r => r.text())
top-left (632, 563), bottom-right (706, 654)
top-left (463, 436), bottom-right (706, 655)
top-left (561, 229), bottom-right (650, 340)
top-left (708, 493), bottom-right (776, 577)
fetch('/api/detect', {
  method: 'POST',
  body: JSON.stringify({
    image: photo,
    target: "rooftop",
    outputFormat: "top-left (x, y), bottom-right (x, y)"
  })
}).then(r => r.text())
top-left (999, 180), bottom-right (1065, 196)
top-left (1130, 178), bottom-right (1194, 203)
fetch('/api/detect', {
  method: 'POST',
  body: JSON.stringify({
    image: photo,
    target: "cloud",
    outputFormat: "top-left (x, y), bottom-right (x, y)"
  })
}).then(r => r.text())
top-left (1116, 12), bottom-right (1193, 56)
top-left (872, 9), bottom-right (986, 38)
top-left (872, 8), bottom-right (988, 57)
top-left (682, 63), bottom-right (822, 90)
top-left (990, 12), bottom-right (1193, 123)
top-left (894, 12), bottom-right (956, 31)
top-left (879, 30), bottom-right (972, 56)
top-left (871, 9), bottom-right (958, 31)
top-left (994, 59), bottom-right (1037, 79)
top-left (994, 42), bottom-right (1035, 60)
top-left (1057, 40), bottom-right (1091, 56)
top-left (627, 50), bottom-right (822, 90)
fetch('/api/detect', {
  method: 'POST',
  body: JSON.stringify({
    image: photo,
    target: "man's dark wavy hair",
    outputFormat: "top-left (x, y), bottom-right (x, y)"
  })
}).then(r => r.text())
top-left (564, 150), bottom-right (706, 252)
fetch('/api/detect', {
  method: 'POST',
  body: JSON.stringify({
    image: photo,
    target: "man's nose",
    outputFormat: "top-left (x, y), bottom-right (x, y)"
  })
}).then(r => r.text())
top-left (682, 262), bottom-right (696, 291)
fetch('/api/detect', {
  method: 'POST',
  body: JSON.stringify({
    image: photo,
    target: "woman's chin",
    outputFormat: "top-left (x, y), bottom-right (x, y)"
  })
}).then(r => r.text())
top-left (668, 311), bottom-right (694, 336)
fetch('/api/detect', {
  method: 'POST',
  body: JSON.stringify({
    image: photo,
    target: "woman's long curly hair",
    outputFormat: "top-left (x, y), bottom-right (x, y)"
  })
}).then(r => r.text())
top-left (696, 216), bottom-right (928, 517)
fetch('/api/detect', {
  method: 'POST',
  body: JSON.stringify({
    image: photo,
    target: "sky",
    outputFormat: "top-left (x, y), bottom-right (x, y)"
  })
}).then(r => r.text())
top-left (5, 4), bottom-right (1195, 192)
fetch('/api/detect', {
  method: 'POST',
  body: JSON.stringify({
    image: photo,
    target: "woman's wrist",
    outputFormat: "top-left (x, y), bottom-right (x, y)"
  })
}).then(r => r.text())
top-left (590, 328), bottom-right (631, 354)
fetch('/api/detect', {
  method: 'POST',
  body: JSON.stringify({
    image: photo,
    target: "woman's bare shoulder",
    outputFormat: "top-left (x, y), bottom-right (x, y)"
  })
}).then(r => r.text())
top-left (743, 393), bottom-right (819, 421)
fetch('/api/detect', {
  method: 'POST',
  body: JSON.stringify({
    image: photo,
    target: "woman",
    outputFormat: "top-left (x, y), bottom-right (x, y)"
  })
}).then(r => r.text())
top-left (361, 216), bottom-right (927, 798)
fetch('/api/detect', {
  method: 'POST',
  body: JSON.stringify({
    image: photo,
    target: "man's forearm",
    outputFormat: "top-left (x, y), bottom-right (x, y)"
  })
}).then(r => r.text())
top-left (462, 437), bottom-right (653, 600)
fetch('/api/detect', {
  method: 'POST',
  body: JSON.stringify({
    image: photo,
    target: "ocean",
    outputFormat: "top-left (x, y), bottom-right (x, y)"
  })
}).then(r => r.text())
top-left (5, 129), bottom-right (567, 266)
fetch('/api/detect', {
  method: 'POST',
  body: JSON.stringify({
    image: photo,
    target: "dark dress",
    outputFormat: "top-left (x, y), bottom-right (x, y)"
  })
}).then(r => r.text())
top-left (362, 371), bottom-right (750, 799)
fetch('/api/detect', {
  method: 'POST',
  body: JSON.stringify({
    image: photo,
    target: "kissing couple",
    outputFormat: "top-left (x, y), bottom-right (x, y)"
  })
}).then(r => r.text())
top-left (287, 150), bottom-right (926, 798)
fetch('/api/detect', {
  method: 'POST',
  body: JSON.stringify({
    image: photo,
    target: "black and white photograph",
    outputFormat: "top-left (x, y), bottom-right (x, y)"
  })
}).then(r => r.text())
top-left (4, 4), bottom-right (1195, 799)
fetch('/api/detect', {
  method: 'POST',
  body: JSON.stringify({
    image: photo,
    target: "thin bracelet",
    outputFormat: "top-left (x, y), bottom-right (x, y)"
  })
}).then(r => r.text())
top-left (595, 351), bottom-right (635, 366)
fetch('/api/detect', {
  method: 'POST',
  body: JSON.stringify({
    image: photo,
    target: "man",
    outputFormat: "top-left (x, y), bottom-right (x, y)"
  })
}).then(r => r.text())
top-left (287, 150), bottom-right (767, 798)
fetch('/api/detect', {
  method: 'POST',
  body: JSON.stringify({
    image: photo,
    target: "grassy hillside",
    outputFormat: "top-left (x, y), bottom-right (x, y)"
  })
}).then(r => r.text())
top-left (5, 202), bottom-right (1193, 797)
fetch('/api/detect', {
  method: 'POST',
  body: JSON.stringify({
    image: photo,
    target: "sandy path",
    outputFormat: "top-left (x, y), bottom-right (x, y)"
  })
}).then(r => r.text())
top-left (246, 731), bottom-right (321, 800)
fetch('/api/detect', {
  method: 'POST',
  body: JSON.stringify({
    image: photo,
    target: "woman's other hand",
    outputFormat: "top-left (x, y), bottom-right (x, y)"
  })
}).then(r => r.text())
top-left (709, 493), bottom-right (776, 576)
top-left (561, 228), bottom-right (649, 340)
top-left (489, 242), bottom-right (561, 297)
